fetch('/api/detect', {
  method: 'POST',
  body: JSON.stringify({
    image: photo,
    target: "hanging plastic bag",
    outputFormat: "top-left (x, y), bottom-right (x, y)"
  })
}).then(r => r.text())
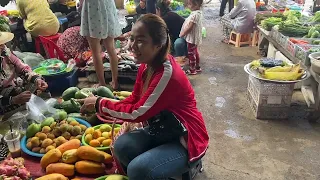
top-left (26, 94), bottom-right (56, 123)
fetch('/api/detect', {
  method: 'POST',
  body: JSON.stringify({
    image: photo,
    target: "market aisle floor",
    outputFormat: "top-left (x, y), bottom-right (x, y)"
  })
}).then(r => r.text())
top-left (194, 1), bottom-right (320, 179)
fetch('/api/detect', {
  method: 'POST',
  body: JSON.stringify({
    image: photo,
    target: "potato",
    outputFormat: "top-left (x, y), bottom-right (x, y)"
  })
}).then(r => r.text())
top-left (31, 137), bottom-right (40, 147)
top-left (52, 128), bottom-right (62, 137)
top-left (42, 126), bottom-right (51, 133)
top-left (32, 147), bottom-right (41, 153)
top-left (72, 126), bottom-right (82, 136)
top-left (47, 133), bottom-right (55, 140)
top-left (35, 132), bottom-right (47, 140)
top-left (42, 139), bottom-right (53, 148)
top-left (45, 145), bottom-right (55, 152)
top-left (40, 148), bottom-right (46, 154)
top-left (62, 132), bottom-right (71, 140)
top-left (26, 142), bottom-right (32, 150)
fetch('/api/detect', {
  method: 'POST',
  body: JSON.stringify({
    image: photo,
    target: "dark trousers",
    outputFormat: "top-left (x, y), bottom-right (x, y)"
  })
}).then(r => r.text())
top-left (219, 0), bottom-right (234, 17)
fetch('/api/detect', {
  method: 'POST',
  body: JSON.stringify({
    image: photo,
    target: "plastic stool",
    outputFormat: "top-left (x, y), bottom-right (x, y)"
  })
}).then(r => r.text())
top-left (251, 30), bottom-right (259, 46)
top-left (35, 33), bottom-right (61, 54)
top-left (38, 35), bottom-right (67, 62)
top-left (229, 31), bottom-right (251, 47)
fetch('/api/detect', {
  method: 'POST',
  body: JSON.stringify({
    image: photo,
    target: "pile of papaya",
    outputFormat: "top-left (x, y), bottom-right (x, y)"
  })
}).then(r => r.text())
top-left (54, 86), bottom-right (132, 114)
top-left (36, 141), bottom-right (113, 179)
top-left (250, 59), bottom-right (304, 81)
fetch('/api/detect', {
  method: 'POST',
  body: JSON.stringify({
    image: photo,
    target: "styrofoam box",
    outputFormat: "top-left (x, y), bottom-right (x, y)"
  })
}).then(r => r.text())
top-left (275, 51), bottom-right (292, 65)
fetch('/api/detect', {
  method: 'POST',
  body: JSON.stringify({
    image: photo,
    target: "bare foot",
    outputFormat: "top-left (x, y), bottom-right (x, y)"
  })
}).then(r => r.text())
top-left (109, 81), bottom-right (119, 90)
top-left (92, 83), bottom-right (107, 88)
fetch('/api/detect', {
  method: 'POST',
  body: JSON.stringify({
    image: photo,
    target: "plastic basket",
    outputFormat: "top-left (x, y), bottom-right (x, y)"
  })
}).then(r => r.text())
top-left (278, 33), bottom-right (288, 48)
top-left (295, 45), bottom-right (320, 66)
top-left (247, 76), bottom-right (294, 108)
top-left (285, 39), bottom-right (297, 57)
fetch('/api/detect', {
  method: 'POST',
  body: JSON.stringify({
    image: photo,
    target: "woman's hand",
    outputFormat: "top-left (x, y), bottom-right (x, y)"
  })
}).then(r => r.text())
top-left (80, 95), bottom-right (98, 114)
top-left (36, 79), bottom-right (48, 91)
top-left (12, 91), bottom-right (32, 105)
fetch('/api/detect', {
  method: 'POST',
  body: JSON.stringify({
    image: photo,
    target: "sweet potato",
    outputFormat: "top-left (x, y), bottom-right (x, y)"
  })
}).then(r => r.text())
top-left (35, 173), bottom-right (68, 180)
top-left (40, 149), bottom-right (62, 169)
top-left (75, 160), bottom-right (105, 175)
top-left (100, 151), bottom-right (113, 164)
top-left (46, 163), bottom-right (75, 177)
top-left (57, 139), bottom-right (81, 154)
top-left (76, 146), bottom-right (105, 163)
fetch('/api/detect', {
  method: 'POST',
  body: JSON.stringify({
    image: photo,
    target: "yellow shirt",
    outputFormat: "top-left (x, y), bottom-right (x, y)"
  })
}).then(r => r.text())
top-left (16, 0), bottom-right (60, 37)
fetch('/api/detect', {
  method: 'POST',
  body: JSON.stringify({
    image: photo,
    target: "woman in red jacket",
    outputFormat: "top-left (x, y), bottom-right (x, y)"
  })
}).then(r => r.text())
top-left (81, 14), bottom-right (209, 179)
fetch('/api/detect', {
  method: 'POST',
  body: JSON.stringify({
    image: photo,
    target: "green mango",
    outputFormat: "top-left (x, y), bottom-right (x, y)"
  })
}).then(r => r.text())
top-left (26, 123), bottom-right (41, 138)
top-left (41, 117), bottom-right (55, 128)
top-left (54, 110), bottom-right (68, 121)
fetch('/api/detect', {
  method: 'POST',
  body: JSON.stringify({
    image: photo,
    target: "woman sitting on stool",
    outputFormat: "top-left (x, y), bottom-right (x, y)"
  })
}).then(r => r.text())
top-left (221, 0), bottom-right (256, 43)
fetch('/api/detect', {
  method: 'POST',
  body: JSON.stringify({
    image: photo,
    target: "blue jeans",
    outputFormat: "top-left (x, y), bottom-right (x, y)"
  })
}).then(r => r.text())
top-left (174, 38), bottom-right (188, 57)
top-left (114, 128), bottom-right (189, 180)
top-left (146, 0), bottom-right (157, 14)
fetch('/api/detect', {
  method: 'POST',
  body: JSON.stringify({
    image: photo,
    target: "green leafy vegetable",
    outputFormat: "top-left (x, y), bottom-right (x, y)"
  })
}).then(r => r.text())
top-left (261, 17), bottom-right (283, 31)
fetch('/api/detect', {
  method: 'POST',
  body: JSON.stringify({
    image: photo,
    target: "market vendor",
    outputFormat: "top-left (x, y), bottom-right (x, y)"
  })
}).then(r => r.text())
top-left (16, 0), bottom-right (60, 37)
top-left (156, 0), bottom-right (186, 56)
top-left (57, 26), bottom-right (90, 66)
top-left (0, 32), bottom-right (48, 116)
top-left (220, 0), bottom-right (256, 43)
top-left (136, 0), bottom-right (147, 14)
top-left (80, 14), bottom-right (209, 179)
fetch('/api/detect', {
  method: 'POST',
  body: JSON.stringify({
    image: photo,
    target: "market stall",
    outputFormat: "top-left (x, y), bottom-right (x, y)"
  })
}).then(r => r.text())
top-left (254, 0), bottom-right (320, 120)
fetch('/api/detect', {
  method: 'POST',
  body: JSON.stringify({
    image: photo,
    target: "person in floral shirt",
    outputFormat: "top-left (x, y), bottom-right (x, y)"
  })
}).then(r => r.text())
top-left (0, 32), bottom-right (48, 117)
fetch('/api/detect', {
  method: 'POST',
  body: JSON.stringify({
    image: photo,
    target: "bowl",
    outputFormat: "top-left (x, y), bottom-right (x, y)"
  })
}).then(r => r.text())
top-left (81, 124), bottom-right (121, 151)
top-left (309, 52), bottom-right (320, 74)
top-left (20, 118), bottom-right (91, 158)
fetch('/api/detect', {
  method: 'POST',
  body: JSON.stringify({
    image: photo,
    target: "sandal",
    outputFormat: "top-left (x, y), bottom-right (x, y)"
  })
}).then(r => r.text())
top-left (196, 67), bottom-right (202, 73)
top-left (185, 69), bottom-right (197, 75)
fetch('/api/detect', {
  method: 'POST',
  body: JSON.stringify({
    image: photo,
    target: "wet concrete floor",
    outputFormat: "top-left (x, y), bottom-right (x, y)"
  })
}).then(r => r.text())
top-left (194, 1), bottom-right (320, 179)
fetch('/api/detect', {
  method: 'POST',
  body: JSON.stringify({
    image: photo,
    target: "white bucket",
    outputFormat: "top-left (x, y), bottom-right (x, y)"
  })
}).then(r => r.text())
top-left (309, 52), bottom-right (320, 74)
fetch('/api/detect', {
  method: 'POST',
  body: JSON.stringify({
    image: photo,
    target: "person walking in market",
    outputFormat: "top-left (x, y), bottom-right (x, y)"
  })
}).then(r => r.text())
top-left (80, 14), bottom-right (209, 180)
top-left (219, 0), bottom-right (234, 17)
top-left (79, 0), bottom-right (121, 89)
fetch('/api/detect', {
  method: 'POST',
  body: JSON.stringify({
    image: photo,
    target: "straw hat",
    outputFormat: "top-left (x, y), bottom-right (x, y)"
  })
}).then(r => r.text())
top-left (0, 32), bottom-right (14, 45)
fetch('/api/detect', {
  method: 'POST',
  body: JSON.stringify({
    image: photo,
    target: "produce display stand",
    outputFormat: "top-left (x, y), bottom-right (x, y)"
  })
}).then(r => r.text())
top-left (257, 26), bottom-right (320, 121)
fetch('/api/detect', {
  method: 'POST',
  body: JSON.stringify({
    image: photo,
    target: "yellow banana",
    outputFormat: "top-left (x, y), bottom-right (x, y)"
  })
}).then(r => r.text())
top-left (265, 66), bottom-right (293, 72)
top-left (263, 71), bottom-right (303, 81)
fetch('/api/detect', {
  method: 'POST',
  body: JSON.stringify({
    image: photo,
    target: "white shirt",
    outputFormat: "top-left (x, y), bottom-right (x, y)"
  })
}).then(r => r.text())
top-left (181, 10), bottom-right (203, 45)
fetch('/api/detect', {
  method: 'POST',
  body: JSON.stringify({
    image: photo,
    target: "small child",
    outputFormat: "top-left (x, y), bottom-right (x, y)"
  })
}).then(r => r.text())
top-left (179, 0), bottom-right (203, 75)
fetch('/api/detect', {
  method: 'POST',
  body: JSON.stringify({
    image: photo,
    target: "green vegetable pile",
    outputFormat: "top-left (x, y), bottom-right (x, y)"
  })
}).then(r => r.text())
top-left (309, 11), bottom-right (320, 23)
top-left (261, 17), bottom-right (283, 31)
top-left (254, 12), bottom-right (284, 25)
top-left (177, 8), bottom-right (191, 18)
top-left (170, 0), bottom-right (183, 10)
top-left (278, 23), bottom-right (310, 37)
top-left (0, 15), bottom-right (10, 32)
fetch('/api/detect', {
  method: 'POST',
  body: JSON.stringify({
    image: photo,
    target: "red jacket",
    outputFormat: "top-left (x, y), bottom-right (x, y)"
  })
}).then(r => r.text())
top-left (96, 55), bottom-right (209, 162)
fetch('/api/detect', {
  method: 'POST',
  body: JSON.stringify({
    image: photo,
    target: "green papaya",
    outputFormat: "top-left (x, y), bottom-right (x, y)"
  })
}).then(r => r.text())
top-left (75, 91), bottom-right (89, 99)
top-left (62, 87), bottom-right (79, 101)
top-left (61, 100), bottom-right (80, 113)
top-left (96, 86), bottom-right (114, 98)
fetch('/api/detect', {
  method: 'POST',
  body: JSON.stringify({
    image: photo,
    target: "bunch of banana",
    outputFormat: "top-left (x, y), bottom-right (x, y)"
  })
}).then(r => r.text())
top-left (262, 64), bottom-right (303, 81)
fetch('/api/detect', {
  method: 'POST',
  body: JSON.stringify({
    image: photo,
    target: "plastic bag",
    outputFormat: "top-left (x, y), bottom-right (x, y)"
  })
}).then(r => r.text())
top-left (7, 111), bottom-right (28, 133)
top-left (26, 94), bottom-right (56, 123)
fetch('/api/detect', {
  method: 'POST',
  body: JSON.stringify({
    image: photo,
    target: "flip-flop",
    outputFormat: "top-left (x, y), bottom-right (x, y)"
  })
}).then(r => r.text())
top-left (185, 69), bottom-right (197, 75)
top-left (196, 67), bottom-right (202, 73)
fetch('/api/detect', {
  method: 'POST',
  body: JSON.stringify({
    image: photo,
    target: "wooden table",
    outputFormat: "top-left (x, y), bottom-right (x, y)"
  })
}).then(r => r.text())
top-left (257, 27), bottom-right (320, 121)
